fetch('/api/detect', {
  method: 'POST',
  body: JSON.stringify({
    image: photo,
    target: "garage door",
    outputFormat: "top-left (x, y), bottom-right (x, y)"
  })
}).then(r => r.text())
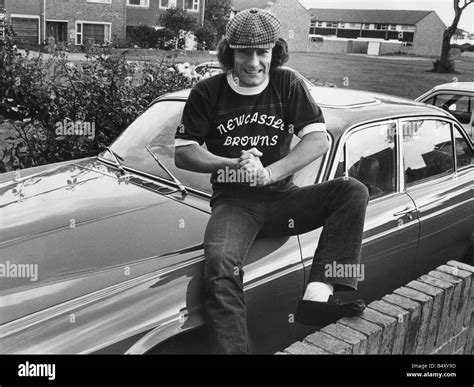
top-left (11, 17), bottom-right (39, 45)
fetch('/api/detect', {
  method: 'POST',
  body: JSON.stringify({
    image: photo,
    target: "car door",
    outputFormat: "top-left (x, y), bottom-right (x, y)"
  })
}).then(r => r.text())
top-left (423, 92), bottom-right (473, 141)
top-left (401, 118), bottom-right (474, 277)
top-left (300, 120), bottom-right (420, 304)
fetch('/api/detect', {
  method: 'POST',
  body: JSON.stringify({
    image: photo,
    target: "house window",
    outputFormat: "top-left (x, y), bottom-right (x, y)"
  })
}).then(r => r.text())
top-left (389, 24), bottom-right (397, 30)
top-left (375, 24), bottom-right (388, 30)
top-left (363, 23), bottom-right (370, 29)
top-left (400, 25), bottom-right (415, 32)
top-left (347, 23), bottom-right (361, 29)
top-left (160, 0), bottom-right (177, 9)
top-left (86, 0), bottom-right (112, 3)
top-left (127, 0), bottom-right (150, 6)
top-left (326, 21), bottom-right (337, 28)
top-left (183, 0), bottom-right (199, 12)
top-left (317, 21), bottom-right (323, 27)
top-left (76, 22), bottom-right (111, 45)
top-left (339, 23), bottom-right (345, 28)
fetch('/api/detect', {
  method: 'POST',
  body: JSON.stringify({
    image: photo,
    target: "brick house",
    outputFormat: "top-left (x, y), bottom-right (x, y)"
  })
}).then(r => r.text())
top-left (3, 0), bottom-right (127, 46)
top-left (230, 0), bottom-right (312, 52)
top-left (308, 9), bottom-right (446, 57)
top-left (126, 0), bottom-right (205, 28)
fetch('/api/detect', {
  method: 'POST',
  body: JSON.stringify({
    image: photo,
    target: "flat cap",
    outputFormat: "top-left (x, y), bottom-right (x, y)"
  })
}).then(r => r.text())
top-left (226, 8), bottom-right (282, 49)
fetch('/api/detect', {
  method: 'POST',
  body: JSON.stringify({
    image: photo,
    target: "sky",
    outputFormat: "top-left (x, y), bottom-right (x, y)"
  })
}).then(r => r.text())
top-left (299, 0), bottom-right (474, 33)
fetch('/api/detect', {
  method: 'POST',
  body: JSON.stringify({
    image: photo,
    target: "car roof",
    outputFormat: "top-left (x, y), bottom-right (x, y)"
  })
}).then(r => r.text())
top-left (429, 82), bottom-right (474, 92)
top-left (157, 86), bottom-right (453, 139)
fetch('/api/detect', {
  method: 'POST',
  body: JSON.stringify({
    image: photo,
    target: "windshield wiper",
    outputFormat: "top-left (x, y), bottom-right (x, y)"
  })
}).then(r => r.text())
top-left (104, 147), bottom-right (127, 175)
top-left (145, 146), bottom-right (187, 196)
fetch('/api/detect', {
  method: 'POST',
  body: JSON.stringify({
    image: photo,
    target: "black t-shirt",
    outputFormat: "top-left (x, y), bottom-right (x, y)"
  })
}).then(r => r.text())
top-left (176, 67), bottom-right (325, 202)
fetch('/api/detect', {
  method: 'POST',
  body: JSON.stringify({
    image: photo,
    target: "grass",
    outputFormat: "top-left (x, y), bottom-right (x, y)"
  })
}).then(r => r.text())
top-left (26, 48), bottom-right (474, 100)
top-left (157, 49), bottom-right (474, 100)
top-left (286, 52), bottom-right (474, 100)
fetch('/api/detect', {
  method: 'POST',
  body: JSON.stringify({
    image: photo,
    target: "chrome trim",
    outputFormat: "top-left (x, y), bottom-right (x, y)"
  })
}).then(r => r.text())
top-left (124, 307), bottom-right (205, 355)
top-left (244, 262), bottom-right (304, 291)
top-left (328, 118), bottom-right (401, 193)
top-left (412, 198), bottom-right (473, 224)
top-left (96, 157), bottom-right (212, 199)
top-left (0, 256), bottom-right (204, 337)
top-left (318, 133), bottom-right (333, 183)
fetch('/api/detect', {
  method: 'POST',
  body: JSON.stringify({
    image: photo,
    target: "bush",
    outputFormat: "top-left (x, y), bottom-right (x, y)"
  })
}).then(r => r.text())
top-left (159, 8), bottom-right (197, 35)
top-left (0, 28), bottom-right (195, 172)
top-left (195, 22), bottom-right (217, 50)
top-left (126, 25), bottom-right (158, 48)
top-left (156, 28), bottom-right (176, 50)
top-left (432, 58), bottom-right (456, 73)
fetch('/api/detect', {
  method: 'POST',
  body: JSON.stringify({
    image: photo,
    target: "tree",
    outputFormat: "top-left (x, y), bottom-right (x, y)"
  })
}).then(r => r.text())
top-left (205, 0), bottom-right (232, 38)
top-left (435, 0), bottom-right (473, 72)
top-left (158, 8), bottom-right (198, 35)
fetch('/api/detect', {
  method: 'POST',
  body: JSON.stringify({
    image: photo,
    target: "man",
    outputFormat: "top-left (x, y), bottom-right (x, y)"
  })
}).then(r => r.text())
top-left (175, 8), bottom-right (369, 354)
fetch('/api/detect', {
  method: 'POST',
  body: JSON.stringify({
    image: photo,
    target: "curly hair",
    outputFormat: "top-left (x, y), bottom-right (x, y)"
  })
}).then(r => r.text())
top-left (217, 37), bottom-right (289, 72)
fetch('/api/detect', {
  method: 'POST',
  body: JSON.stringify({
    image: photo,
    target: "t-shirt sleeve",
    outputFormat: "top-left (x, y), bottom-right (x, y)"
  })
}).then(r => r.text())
top-left (175, 86), bottom-right (211, 147)
top-left (287, 75), bottom-right (325, 138)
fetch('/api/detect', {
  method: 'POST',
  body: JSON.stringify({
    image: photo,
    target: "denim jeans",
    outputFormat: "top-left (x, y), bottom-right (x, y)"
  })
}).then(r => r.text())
top-left (203, 177), bottom-right (369, 354)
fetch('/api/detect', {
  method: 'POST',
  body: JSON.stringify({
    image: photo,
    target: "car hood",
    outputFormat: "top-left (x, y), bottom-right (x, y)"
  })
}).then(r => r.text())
top-left (0, 158), bottom-right (209, 324)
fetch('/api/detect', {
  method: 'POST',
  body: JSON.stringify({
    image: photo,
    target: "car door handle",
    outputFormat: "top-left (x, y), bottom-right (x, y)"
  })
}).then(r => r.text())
top-left (393, 207), bottom-right (416, 218)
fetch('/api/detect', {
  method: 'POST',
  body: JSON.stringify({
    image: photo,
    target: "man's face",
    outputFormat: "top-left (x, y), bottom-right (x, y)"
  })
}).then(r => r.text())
top-left (233, 48), bottom-right (272, 88)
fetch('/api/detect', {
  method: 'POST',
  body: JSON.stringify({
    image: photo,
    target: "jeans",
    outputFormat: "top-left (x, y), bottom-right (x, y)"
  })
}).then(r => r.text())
top-left (203, 177), bottom-right (369, 354)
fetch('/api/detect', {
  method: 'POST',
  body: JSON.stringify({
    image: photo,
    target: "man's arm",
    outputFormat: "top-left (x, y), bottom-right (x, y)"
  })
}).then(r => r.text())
top-left (175, 144), bottom-right (240, 173)
top-left (268, 131), bottom-right (329, 182)
top-left (240, 131), bottom-right (330, 186)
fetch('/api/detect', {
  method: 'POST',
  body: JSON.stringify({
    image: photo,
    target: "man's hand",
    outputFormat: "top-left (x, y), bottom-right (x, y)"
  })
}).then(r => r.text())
top-left (239, 148), bottom-right (264, 172)
top-left (239, 148), bottom-right (273, 187)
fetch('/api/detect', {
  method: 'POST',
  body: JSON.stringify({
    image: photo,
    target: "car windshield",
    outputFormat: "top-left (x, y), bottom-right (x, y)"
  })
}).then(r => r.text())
top-left (100, 99), bottom-right (325, 193)
top-left (100, 99), bottom-right (213, 194)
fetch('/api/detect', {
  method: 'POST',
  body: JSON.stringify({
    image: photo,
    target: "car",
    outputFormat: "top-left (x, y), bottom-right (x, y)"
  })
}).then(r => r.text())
top-left (416, 82), bottom-right (474, 141)
top-left (1, 83), bottom-right (473, 354)
top-left (194, 61), bottom-right (223, 77)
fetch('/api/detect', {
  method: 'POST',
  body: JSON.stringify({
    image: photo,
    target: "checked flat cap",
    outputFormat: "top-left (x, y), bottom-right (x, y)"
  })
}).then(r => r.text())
top-left (226, 8), bottom-right (282, 49)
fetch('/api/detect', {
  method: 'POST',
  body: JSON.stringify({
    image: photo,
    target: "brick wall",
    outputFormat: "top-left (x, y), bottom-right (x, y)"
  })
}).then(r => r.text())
top-left (278, 260), bottom-right (473, 355)
top-left (308, 39), bottom-right (349, 54)
top-left (126, 0), bottom-right (203, 28)
top-left (270, 0), bottom-right (311, 52)
top-left (413, 12), bottom-right (445, 57)
top-left (50, 0), bottom-right (127, 42)
top-left (5, 0), bottom-right (127, 44)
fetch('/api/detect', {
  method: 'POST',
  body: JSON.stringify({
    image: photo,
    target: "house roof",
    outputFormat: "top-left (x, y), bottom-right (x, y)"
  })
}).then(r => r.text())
top-left (231, 0), bottom-right (275, 11)
top-left (308, 8), bottom-right (434, 25)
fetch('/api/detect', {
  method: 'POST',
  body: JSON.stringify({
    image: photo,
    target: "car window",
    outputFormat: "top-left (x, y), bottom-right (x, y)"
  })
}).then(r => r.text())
top-left (335, 122), bottom-right (397, 199)
top-left (454, 125), bottom-right (474, 169)
top-left (103, 100), bottom-right (213, 193)
top-left (403, 119), bottom-right (453, 185)
top-left (433, 94), bottom-right (471, 113)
